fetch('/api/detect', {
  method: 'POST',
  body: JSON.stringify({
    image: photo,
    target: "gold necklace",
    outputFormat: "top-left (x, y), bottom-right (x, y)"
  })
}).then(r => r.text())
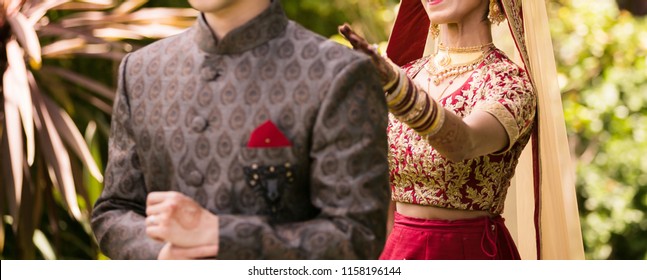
top-left (433, 42), bottom-right (494, 67)
top-left (425, 43), bottom-right (492, 86)
top-left (425, 54), bottom-right (483, 86)
top-left (438, 42), bottom-right (495, 53)
top-left (427, 69), bottom-right (462, 102)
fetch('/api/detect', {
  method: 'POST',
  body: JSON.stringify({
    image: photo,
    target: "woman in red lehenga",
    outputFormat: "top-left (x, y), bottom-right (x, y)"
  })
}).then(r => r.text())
top-left (341, 0), bottom-right (585, 259)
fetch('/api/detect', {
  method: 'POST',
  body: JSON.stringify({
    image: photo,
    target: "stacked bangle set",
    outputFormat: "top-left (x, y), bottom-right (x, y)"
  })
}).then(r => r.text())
top-left (384, 68), bottom-right (445, 137)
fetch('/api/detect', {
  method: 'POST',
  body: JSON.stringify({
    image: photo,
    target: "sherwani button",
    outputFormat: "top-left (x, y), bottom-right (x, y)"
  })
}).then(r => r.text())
top-left (187, 171), bottom-right (204, 186)
top-left (200, 67), bottom-right (219, 81)
top-left (191, 117), bottom-right (208, 132)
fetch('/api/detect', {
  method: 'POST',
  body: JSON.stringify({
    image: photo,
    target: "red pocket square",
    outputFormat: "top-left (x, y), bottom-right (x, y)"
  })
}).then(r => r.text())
top-left (247, 120), bottom-right (292, 148)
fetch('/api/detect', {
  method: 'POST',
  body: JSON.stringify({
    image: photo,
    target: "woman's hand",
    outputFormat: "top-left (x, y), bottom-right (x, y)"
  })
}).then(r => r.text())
top-left (338, 23), bottom-right (398, 87)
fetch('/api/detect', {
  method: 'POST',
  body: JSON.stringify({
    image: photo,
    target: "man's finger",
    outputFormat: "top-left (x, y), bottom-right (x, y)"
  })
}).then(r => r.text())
top-left (171, 244), bottom-right (219, 259)
top-left (145, 225), bottom-right (167, 242)
top-left (147, 191), bottom-right (186, 206)
top-left (145, 215), bottom-right (157, 226)
top-left (147, 191), bottom-right (173, 206)
top-left (145, 200), bottom-right (174, 216)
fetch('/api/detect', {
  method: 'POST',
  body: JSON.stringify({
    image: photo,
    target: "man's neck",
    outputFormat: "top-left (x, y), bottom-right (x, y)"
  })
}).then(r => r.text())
top-left (204, 0), bottom-right (271, 40)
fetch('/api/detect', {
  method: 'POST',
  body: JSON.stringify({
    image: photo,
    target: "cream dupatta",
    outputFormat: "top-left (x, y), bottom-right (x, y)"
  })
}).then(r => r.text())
top-left (386, 0), bottom-right (585, 259)
top-left (499, 0), bottom-right (584, 260)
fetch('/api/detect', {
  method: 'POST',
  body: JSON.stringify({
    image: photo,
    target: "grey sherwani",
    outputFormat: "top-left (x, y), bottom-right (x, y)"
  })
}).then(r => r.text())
top-left (91, 0), bottom-right (389, 259)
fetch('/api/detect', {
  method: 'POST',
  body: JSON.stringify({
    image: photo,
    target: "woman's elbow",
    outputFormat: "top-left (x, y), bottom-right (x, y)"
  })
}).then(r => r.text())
top-left (435, 139), bottom-right (479, 162)
top-left (436, 148), bottom-right (473, 162)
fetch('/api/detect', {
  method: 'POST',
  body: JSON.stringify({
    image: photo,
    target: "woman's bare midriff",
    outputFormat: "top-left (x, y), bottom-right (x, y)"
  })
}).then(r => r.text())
top-left (396, 202), bottom-right (494, 221)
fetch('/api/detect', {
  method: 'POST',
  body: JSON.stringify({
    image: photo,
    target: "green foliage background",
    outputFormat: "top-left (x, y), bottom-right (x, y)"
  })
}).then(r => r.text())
top-left (3, 0), bottom-right (645, 260)
top-left (550, 0), bottom-right (647, 260)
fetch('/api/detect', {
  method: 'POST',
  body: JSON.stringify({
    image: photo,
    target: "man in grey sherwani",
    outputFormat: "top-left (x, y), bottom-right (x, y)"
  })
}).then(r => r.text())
top-left (91, 0), bottom-right (390, 259)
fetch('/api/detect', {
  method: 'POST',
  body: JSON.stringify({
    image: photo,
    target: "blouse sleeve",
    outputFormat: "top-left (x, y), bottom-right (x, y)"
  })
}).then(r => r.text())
top-left (473, 63), bottom-right (537, 153)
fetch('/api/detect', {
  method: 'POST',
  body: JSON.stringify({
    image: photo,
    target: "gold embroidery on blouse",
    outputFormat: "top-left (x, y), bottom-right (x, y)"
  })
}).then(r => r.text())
top-left (388, 49), bottom-right (536, 214)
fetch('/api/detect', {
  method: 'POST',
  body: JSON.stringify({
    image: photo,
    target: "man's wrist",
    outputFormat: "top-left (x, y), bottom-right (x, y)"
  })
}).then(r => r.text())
top-left (199, 212), bottom-right (220, 253)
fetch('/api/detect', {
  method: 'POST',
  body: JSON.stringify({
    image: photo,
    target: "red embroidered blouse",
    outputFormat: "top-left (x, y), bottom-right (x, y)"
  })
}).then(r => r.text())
top-left (388, 49), bottom-right (536, 214)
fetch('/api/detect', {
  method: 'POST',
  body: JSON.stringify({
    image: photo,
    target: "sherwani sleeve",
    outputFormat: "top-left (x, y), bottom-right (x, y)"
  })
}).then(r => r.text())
top-left (217, 57), bottom-right (390, 259)
top-left (91, 54), bottom-right (163, 259)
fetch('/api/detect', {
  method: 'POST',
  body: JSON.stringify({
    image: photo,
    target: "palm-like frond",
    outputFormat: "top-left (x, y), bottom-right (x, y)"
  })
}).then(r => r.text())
top-left (1, 0), bottom-right (196, 259)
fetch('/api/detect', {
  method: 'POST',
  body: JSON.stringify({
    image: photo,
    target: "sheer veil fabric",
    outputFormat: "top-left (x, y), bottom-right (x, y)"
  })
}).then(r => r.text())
top-left (385, 0), bottom-right (584, 259)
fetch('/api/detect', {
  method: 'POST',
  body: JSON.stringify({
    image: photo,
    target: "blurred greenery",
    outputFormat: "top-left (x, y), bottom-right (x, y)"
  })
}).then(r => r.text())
top-left (550, 0), bottom-right (647, 260)
top-left (0, 0), bottom-right (399, 260)
top-left (2, 0), bottom-right (645, 260)
top-left (1, 0), bottom-right (194, 260)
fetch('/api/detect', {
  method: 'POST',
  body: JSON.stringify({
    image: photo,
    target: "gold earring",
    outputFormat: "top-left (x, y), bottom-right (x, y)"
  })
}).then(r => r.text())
top-left (488, 0), bottom-right (505, 25)
top-left (429, 24), bottom-right (439, 38)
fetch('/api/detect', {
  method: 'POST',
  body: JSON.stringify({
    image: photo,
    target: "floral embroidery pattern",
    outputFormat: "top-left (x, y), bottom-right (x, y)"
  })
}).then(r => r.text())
top-left (388, 49), bottom-right (536, 214)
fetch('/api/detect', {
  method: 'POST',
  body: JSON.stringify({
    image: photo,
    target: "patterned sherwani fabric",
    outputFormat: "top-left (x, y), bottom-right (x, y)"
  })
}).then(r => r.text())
top-left (91, 0), bottom-right (390, 260)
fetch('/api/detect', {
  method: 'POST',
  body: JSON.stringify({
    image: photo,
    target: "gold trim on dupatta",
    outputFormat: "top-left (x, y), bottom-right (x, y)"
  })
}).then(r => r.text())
top-left (499, 0), bottom-right (584, 260)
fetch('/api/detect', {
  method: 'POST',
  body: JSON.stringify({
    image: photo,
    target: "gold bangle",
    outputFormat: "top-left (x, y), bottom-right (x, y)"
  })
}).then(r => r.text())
top-left (383, 60), bottom-right (403, 92)
top-left (392, 81), bottom-right (415, 115)
top-left (422, 102), bottom-right (446, 137)
top-left (400, 104), bottom-right (423, 124)
top-left (386, 73), bottom-right (407, 107)
top-left (413, 98), bottom-right (438, 132)
top-left (383, 71), bottom-right (400, 93)
top-left (385, 67), bottom-right (403, 95)
top-left (387, 77), bottom-right (410, 109)
top-left (410, 96), bottom-right (434, 130)
top-left (402, 90), bottom-right (429, 125)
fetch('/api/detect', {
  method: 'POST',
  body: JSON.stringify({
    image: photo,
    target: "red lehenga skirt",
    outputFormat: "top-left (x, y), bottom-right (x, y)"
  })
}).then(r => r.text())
top-left (379, 212), bottom-right (521, 260)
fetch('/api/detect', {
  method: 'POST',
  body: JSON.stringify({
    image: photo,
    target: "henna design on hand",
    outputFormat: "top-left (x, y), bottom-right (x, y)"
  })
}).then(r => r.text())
top-left (338, 23), bottom-right (397, 86)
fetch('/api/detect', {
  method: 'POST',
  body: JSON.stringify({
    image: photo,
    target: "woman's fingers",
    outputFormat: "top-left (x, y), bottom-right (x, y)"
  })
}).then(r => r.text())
top-left (339, 23), bottom-right (397, 85)
top-left (338, 24), bottom-right (355, 44)
top-left (338, 23), bottom-right (376, 56)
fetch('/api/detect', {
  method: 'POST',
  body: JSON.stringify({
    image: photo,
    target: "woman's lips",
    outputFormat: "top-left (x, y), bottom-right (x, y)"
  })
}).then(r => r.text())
top-left (428, 0), bottom-right (443, 5)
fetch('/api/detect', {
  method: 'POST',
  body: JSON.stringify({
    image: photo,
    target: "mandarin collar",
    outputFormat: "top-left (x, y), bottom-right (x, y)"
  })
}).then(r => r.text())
top-left (194, 0), bottom-right (288, 55)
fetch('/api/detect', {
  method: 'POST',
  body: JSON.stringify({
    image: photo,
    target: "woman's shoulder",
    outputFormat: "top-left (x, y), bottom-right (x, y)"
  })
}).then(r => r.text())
top-left (401, 56), bottom-right (429, 78)
top-left (479, 48), bottom-right (534, 91)
top-left (483, 48), bottom-right (528, 77)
